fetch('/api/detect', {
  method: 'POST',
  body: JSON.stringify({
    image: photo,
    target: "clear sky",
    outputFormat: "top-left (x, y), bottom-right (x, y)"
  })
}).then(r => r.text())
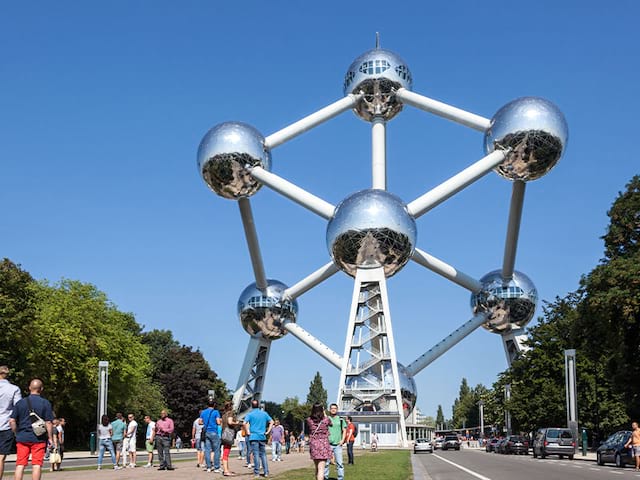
top-left (2, 1), bottom-right (638, 420)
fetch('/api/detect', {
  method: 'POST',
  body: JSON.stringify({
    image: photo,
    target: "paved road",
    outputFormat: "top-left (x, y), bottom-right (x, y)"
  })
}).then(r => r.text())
top-left (414, 449), bottom-right (640, 480)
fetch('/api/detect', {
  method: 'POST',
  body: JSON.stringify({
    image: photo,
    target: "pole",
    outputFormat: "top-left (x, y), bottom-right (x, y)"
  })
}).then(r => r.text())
top-left (565, 349), bottom-right (579, 447)
top-left (504, 384), bottom-right (511, 436)
top-left (96, 361), bottom-right (109, 455)
top-left (478, 401), bottom-right (485, 439)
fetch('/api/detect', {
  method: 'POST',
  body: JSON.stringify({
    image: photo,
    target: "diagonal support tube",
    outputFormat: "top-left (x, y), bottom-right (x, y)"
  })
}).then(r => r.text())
top-left (395, 88), bottom-right (491, 132)
top-left (371, 117), bottom-right (386, 189)
top-left (264, 95), bottom-right (360, 149)
top-left (411, 248), bottom-right (482, 293)
top-left (238, 198), bottom-right (268, 290)
top-left (502, 180), bottom-right (526, 281)
top-left (406, 313), bottom-right (488, 376)
top-left (282, 262), bottom-right (340, 301)
top-left (406, 150), bottom-right (507, 218)
top-left (249, 166), bottom-right (335, 219)
top-left (283, 320), bottom-right (343, 369)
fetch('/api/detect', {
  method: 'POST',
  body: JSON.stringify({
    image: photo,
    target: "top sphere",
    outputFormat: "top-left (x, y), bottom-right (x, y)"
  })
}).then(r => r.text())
top-left (326, 189), bottom-right (416, 278)
top-left (197, 122), bottom-right (271, 199)
top-left (484, 97), bottom-right (568, 181)
top-left (343, 48), bottom-right (412, 122)
top-left (470, 269), bottom-right (538, 333)
top-left (237, 279), bottom-right (298, 340)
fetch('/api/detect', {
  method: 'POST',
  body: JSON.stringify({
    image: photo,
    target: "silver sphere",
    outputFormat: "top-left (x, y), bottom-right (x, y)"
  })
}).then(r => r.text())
top-left (197, 122), bottom-right (271, 199)
top-left (326, 189), bottom-right (417, 278)
top-left (470, 270), bottom-right (538, 333)
top-left (237, 279), bottom-right (298, 340)
top-left (343, 48), bottom-right (412, 122)
top-left (485, 97), bottom-right (568, 181)
top-left (345, 362), bottom-right (417, 418)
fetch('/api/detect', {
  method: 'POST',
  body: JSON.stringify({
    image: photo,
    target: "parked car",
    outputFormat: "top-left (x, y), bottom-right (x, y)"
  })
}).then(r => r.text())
top-left (486, 437), bottom-right (500, 452)
top-left (414, 438), bottom-right (434, 454)
top-left (533, 428), bottom-right (575, 460)
top-left (596, 431), bottom-right (634, 468)
top-left (433, 438), bottom-right (443, 450)
top-left (502, 435), bottom-right (529, 455)
top-left (442, 434), bottom-right (461, 451)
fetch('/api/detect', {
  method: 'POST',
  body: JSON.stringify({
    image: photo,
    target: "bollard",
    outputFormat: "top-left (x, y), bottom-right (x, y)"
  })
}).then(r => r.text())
top-left (90, 431), bottom-right (96, 455)
top-left (581, 428), bottom-right (588, 456)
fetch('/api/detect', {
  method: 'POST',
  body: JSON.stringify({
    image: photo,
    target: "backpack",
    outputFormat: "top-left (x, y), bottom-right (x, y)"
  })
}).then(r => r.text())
top-left (352, 423), bottom-right (358, 438)
top-left (26, 397), bottom-right (47, 437)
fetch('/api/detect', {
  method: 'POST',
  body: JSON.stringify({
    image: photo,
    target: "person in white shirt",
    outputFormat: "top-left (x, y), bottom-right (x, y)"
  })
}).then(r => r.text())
top-left (123, 413), bottom-right (138, 468)
top-left (0, 366), bottom-right (21, 478)
top-left (143, 415), bottom-right (155, 467)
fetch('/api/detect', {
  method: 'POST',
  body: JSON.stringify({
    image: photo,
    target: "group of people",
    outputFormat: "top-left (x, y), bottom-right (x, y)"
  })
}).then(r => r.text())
top-left (96, 409), bottom-right (175, 471)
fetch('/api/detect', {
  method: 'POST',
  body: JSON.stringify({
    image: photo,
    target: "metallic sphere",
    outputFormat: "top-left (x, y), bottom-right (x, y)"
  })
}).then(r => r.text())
top-left (484, 97), bottom-right (568, 181)
top-left (343, 48), bottom-right (413, 122)
top-left (470, 270), bottom-right (538, 333)
top-left (326, 189), bottom-right (417, 278)
top-left (197, 122), bottom-right (271, 199)
top-left (345, 362), bottom-right (417, 418)
top-left (237, 279), bottom-right (298, 340)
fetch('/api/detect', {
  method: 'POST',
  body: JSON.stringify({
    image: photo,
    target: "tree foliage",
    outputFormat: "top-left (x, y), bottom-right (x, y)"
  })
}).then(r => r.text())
top-left (306, 371), bottom-right (327, 408)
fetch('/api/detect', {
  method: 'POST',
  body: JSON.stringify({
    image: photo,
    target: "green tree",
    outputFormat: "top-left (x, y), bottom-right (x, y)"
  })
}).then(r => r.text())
top-left (281, 396), bottom-right (308, 434)
top-left (141, 329), bottom-right (228, 440)
top-left (25, 279), bottom-right (163, 446)
top-left (436, 405), bottom-right (445, 429)
top-left (306, 371), bottom-right (327, 408)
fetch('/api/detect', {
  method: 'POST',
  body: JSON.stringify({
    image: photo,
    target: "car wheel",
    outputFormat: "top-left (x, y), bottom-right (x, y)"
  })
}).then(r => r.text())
top-left (568, 455), bottom-right (574, 460)
top-left (559, 455), bottom-right (563, 459)
top-left (597, 452), bottom-right (604, 466)
top-left (615, 453), bottom-right (625, 468)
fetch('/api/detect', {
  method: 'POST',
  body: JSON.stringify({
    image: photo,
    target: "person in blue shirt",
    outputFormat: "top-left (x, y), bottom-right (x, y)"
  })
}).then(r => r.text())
top-left (244, 400), bottom-right (273, 478)
top-left (200, 399), bottom-right (221, 473)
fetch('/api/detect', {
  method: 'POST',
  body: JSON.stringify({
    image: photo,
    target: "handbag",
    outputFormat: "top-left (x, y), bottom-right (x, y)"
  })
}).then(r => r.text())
top-left (221, 426), bottom-right (235, 446)
top-left (49, 447), bottom-right (61, 464)
top-left (26, 396), bottom-right (47, 437)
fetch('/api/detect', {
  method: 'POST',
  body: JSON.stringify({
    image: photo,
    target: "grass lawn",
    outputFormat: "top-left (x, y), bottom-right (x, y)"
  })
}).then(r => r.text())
top-left (273, 449), bottom-right (412, 480)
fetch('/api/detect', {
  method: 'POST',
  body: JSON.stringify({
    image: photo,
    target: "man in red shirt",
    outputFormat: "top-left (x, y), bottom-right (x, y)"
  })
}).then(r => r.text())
top-left (155, 410), bottom-right (175, 471)
top-left (345, 416), bottom-right (357, 465)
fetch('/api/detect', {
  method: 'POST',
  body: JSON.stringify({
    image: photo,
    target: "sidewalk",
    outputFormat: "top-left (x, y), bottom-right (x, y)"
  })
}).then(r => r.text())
top-left (7, 450), bottom-right (313, 479)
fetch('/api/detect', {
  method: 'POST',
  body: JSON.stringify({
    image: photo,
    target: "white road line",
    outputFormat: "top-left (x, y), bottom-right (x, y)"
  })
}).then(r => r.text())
top-left (433, 454), bottom-right (492, 480)
top-left (589, 467), bottom-right (600, 471)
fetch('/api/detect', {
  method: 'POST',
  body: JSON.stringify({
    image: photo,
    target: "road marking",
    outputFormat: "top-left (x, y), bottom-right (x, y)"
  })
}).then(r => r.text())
top-left (433, 454), bottom-right (492, 480)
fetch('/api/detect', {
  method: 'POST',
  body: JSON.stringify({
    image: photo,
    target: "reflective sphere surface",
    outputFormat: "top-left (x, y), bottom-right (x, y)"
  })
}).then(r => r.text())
top-left (484, 97), bottom-right (568, 181)
top-left (345, 362), bottom-right (417, 418)
top-left (237, 279), bottom-right (298, 340)
top-left (326, 189), bottom-right (416, 278)
top-left (470, 270), bottom-right (538, 333)
top-left (343, 48), bottom-right (412, 122)
top-left (197, 122), bottom-right (271, 199)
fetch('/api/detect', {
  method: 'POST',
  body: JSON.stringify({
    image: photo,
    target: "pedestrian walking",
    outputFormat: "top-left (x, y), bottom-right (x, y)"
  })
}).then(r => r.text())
top-left (325, 403), bottom-right (347, 480)
top-left (624, 421), bottom-right (640, 471)
top-left (244, 400), bottom-right (273, 478)
top-left (306, 403), bottom-right (332, 480)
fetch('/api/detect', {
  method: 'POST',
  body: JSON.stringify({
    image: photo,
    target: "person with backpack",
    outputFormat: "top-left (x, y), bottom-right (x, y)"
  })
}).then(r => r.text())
top-left (9, 378), bottom-right (54, 480)
top-left (345, 416), bottom-right (357, 465)
top-left (325, 404), bottom-right (347, 480)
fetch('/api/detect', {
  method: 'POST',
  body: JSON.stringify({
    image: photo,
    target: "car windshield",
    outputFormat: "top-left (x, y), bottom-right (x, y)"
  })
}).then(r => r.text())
top-left (509, 436), bottom-right (524, 442)
top-left (546, 429), bottom-right (571, 439)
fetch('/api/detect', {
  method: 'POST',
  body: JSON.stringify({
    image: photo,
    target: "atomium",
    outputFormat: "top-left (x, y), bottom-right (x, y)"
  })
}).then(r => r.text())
top-left (485, 97), bottom-right (568, 182)
top-left (343, 48), bottom-right (412, 122)
top-left (470, 270), bottom-right (538, 333)
top-left (237, 279), bottom-right (298, 340)
top-left (345, 362), bottom-right (416, 418)
top-left (326, 189), bottom-right (417, 278)
top-left (197, 122), bottom-right (271, 199)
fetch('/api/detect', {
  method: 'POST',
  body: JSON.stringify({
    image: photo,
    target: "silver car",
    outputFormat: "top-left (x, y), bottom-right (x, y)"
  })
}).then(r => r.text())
top-left (414, 438), bottom-right (434, 454)
top-left (533, 428), bottom-right (575, 460)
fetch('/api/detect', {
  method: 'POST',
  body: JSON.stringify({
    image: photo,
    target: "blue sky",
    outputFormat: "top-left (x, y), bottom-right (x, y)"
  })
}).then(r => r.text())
top-left (2, 1), bottom-right (638, 420)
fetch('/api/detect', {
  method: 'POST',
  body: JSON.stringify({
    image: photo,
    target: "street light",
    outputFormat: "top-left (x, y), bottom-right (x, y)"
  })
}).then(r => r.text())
top-left (478, 400), bottom-right (485, 439)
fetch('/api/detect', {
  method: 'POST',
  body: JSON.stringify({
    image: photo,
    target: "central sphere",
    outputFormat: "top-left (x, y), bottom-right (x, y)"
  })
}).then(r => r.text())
top-left (237, 279), bottom-right (298, 340)
top-left (327, 190), bottom-right (416, 278)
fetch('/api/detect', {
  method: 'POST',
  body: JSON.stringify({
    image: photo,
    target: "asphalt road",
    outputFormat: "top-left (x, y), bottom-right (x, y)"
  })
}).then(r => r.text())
top-left (414, 449), bottom-right (640, 480)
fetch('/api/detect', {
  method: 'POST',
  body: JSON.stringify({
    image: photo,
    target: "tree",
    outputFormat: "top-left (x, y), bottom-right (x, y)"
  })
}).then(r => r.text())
top-left (436, 405), bottom-right (445, 429)
top-left (281, 396), bottom-right (308, 434)
top-left (306, 371), bottom-right (327, 408)
top-left (141, 329), bottom-right (228, 441)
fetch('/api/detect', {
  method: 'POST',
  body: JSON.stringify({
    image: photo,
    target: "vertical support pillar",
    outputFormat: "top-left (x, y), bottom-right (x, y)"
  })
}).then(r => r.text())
top-left (232, 336), bottom-right (272, 418)
top-left (565, 349), bottom-right (579, 444)
top-left (504, 384), bottom-right (512, 436)
top-left (97, 361), bottom-right (109, 426)
top-left (337, 267), bottom-right (408, 447)
top-left (501, 328), bottom-right (529, 366)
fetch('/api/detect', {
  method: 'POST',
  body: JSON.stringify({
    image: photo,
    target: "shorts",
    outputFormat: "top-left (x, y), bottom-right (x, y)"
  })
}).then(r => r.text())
top-left (123, 437), bottom-right (136, 453)
top-left (196, 439), bottom-right (204, 451)
top-left (112, 439), bottom-right (123, 453)
top-left (632, 445), bottom-right (640, 457)
top-left (16, 442), bottom-right (46, 466)
top-left (145, 440), bottom-right (154, 452)
top-left (0, 429), bottom-right (15, 455)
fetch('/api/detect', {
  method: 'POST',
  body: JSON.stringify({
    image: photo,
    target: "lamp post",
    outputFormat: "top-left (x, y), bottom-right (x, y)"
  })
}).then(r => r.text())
top-left (504, 384), bottom-right (512, 436)
top-left (478, 400), bottom-right (485, 439)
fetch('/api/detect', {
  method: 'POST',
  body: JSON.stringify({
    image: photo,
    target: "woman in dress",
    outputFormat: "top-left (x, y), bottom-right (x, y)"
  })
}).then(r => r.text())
top-left (306, 403), bottom-right (333, 480)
